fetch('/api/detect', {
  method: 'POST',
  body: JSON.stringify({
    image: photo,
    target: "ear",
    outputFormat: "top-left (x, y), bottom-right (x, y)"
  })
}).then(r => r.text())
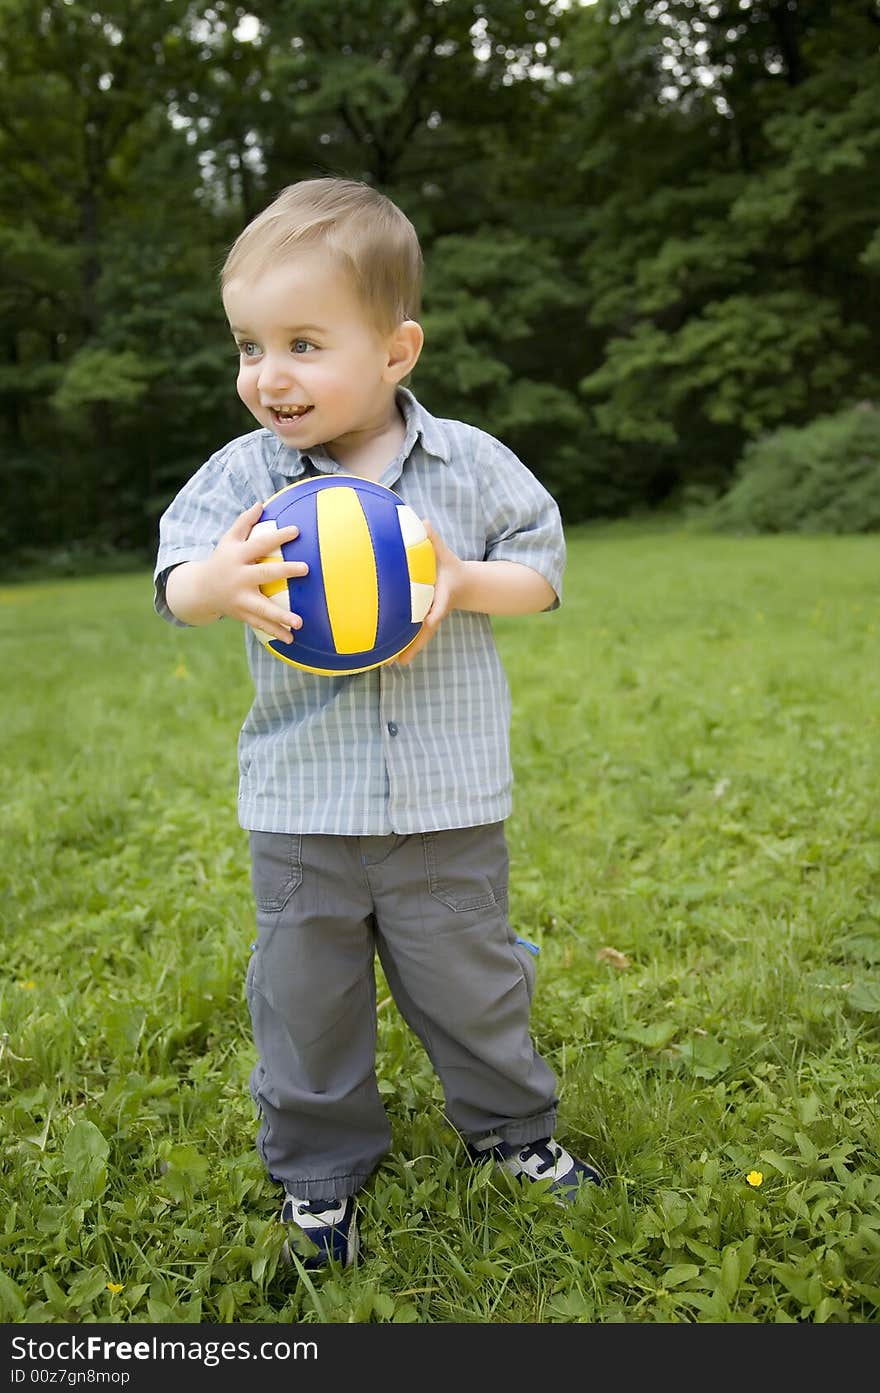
top-left (384, 319), bottom-right (424, 383)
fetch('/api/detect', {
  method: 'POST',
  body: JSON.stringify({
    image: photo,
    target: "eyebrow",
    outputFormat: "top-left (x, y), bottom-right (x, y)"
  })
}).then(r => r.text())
top-left (229, 324), bottom-right (327, 336)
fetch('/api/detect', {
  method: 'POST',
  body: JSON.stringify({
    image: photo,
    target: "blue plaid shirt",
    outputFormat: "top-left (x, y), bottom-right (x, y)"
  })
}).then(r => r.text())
top-left (154, 389), bottom-right (565, 834)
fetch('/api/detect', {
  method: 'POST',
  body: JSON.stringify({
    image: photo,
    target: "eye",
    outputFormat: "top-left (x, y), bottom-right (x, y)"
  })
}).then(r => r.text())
top-left (237, 340), bottom-right (261, 358)
top-left (292, 339), bottom-right (315, 354)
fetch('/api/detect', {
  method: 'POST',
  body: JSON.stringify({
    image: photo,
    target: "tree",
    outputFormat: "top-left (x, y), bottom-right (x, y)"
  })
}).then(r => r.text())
top-left (560, 0), bottom-right (880, 501)
top-left (0, 1), bottom-right (247, 551)
top-left (2, 0), bottom-right (878, 561)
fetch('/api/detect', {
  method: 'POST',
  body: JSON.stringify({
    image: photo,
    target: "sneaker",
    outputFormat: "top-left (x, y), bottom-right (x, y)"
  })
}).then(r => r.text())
top-left (280, 1193), bottom-right (359, 1269)
top-left (468, 1135), bottom-right (602, 1201)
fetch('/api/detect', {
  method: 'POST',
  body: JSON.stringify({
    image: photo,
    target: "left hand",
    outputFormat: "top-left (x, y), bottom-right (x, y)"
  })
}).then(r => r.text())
top-left (394, 520), bottom-right (463, 666)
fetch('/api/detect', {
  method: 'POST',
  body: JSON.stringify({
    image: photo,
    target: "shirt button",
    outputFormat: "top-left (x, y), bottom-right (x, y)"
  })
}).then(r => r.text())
top-left (387, 721), bottom-right (398, 737)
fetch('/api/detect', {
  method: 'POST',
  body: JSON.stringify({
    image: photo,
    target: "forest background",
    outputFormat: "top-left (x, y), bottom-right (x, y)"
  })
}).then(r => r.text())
top-left (1, 0), bottom-right (878, 569)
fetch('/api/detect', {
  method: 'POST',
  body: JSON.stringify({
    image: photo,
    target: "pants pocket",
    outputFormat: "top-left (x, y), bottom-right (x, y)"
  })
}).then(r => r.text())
top-left (422, 824), bottom-right (507, 913)
top-left (249, 830), bottom-right (303, 913)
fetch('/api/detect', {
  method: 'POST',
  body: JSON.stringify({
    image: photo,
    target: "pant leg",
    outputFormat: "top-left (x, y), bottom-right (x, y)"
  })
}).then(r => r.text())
top-left (365, 823), bottom-right (559, 1144)
top-left (246, 830), bottom-right (390, 1200)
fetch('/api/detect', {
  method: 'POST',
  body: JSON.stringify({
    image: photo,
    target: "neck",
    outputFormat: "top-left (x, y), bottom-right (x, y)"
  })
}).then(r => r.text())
top-left (326, 397), bottom-right (406, 480)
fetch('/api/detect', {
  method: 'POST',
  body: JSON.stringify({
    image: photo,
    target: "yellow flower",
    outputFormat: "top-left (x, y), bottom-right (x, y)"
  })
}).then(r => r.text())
top-left (106, 1282), bottom-right (124, 1294)
top-left (746, 1170), bottom-right (763, 1188)
top-left (18, 980), bottom-right (36, 991)
top-left (174, 662), bottom-right (189, 680)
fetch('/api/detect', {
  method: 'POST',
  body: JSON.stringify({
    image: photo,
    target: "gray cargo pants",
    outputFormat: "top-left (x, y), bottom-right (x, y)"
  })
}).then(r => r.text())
top-left (246, 822), bottom-right (559, 1200)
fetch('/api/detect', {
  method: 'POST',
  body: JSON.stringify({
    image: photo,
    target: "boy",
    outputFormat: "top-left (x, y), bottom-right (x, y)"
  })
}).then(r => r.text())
top-left (154, 177), bottom-right (601, 1270)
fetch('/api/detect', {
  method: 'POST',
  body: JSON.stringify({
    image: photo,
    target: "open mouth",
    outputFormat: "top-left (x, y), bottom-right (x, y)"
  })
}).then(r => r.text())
top-left (270, 405), bottom-right (313, 424)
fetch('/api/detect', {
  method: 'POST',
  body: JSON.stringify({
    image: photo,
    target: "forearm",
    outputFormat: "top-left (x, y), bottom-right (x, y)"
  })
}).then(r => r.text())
top-left (164, 561), bottom-right (225, 626)
top-left (453, 559), bottom-right (557, 616)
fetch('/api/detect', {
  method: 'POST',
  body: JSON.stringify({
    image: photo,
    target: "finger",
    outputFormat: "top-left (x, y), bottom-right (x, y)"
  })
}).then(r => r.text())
top-left (245, 522), bottom-right (300, 554)
top-left (255, 560), bottom-right (309, 583)
top-left (423, 585), bottom-right (450, 629)
top-left (422, 519), bottom-right (451, 563)
top-left (395, 625), bottom-right (432, 665)
top-left (256, 609), bottom-right (302, 642)
top-left (225, 500), bottom-right (265, 541)
top-left (395, 641), bottom-right (422, 666)
top-left (396, 589), bottom-right (447, 663)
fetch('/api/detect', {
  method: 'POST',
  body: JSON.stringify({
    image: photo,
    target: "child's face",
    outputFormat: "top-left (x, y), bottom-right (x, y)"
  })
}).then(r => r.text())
top-left (223, 250), bottom-right (406, 454)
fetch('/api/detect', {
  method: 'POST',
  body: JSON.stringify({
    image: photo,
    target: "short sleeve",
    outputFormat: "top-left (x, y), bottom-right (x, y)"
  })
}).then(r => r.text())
top-left (153, 447), bottom-right (260, 624)
top-left (475, 433), bottom-right (566, 608)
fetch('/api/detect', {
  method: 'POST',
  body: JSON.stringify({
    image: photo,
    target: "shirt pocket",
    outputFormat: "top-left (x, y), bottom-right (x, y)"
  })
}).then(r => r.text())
top-left (249, 831), bottom-right (303, 913)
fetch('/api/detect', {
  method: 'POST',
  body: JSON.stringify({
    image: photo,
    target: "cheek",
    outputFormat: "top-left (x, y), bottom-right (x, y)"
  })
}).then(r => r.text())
top-left (236, 366), bottom-right (255, 403)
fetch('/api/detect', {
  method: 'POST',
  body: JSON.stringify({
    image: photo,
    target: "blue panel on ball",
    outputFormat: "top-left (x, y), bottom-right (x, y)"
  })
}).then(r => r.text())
top-left (358, 486), bottom-right (418, 654)
top-left (262, 482), bottom-right (335, 668)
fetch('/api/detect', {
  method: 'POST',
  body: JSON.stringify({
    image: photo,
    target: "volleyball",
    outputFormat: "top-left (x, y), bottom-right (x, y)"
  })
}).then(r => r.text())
top-left (249, 475), bottom-right (436, 675)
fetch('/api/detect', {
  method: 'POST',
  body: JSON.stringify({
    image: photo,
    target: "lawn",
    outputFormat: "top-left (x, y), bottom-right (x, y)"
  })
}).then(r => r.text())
top-left (1, 523), bottom-right (879, 1324)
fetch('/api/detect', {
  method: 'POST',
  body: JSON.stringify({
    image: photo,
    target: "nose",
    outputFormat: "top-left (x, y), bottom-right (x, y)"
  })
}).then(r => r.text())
top-left (255, 351), bottom-right (295, 396)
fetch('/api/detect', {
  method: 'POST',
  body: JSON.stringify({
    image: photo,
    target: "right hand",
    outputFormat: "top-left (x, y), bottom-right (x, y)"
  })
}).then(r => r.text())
top-left (200, 501), bottom-right (309, 642)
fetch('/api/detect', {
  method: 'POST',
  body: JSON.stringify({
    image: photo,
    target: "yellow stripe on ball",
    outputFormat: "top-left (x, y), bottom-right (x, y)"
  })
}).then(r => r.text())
top-left (405, 537), bottom-right (436, 586)
top-left (317, 485), bottom-right (379, 654)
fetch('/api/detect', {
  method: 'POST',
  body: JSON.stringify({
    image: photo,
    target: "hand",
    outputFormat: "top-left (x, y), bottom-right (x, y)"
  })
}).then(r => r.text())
top-left (191, 501), bottom-right (309, 641)
top-left (394, 520), bottom-right (463, 666)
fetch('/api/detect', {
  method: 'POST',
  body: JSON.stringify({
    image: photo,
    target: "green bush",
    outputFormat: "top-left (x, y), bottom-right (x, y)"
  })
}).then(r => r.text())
top-left (707, 403), bottom-right (880, 534)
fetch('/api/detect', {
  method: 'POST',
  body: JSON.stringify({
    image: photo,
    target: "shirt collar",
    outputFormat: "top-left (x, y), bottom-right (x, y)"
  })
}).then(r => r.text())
top-left (269, 387), bottom-right (451, 478)
top-left (398, 387), bottom-right (451, 464)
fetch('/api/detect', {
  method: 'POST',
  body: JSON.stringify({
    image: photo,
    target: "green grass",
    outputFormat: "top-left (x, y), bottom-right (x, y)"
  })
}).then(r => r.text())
top-left (2, 523), bottom-right (879, 1324)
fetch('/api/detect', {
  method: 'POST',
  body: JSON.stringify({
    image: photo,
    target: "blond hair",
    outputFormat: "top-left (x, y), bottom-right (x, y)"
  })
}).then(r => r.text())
top-left (221, 178), bottom-right (423, 333)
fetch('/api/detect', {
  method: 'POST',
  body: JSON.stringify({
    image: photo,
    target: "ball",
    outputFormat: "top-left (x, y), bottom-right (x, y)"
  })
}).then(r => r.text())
top-left (249, 474), bottom-right (436, 675)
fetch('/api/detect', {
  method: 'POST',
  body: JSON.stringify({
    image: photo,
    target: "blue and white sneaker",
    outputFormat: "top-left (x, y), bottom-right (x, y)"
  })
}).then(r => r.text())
top-left (468, 1135), bottom-right (602, 1201)
top-left (280, 1193), bottom-right (359, 1269)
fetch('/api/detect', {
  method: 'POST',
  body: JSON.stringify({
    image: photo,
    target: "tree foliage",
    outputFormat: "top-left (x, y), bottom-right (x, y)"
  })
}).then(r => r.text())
top-left (567, 1), bottom-right (880, 487)
top-left (1, 0), bottom-right (878, 561)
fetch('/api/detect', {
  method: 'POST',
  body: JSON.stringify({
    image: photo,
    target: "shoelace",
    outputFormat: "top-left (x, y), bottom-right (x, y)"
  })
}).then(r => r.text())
top-left (517, 1140), bottom-right (560, 1174)
top-left (295, 1197), bottom-right (343, 1217)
